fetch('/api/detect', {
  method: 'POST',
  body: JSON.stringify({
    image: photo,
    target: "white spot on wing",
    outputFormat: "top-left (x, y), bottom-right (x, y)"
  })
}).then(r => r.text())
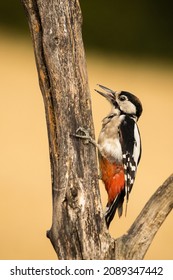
top-left (129, 162), bottom-right (136, 171)
top-left (133, 123), bottom-right (141, 165)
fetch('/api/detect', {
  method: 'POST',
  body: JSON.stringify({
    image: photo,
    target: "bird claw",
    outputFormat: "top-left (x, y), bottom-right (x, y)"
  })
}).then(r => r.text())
top-left (76, 127), bottom-right (90, 136)
top-left (72, 127), bottom-right (92, 144)
top-left (72, 127), bottom-right (100, 151)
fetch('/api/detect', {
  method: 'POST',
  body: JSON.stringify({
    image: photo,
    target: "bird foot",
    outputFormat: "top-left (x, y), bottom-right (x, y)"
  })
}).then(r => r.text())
top-left (72, 127), bottom-right (99, 149)
top-left (73, 127), bottom-right (92, 144)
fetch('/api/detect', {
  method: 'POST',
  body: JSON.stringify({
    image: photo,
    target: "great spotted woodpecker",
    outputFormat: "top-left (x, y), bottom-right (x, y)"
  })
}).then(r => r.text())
top-left (74, 84), bottom-right (142, 228)
top-left (95, 85), bottom-right (142, 228)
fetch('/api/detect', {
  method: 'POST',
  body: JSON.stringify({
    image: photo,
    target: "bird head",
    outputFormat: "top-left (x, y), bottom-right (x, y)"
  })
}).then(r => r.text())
top-left (95, 84), bottom-right (143, 119)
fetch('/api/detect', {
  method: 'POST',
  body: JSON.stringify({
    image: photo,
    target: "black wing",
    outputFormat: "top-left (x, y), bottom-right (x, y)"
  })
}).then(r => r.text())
top-left (105, 115), bottom-right (142, 227)
top-left (119, 115), bottom-right (142, 200)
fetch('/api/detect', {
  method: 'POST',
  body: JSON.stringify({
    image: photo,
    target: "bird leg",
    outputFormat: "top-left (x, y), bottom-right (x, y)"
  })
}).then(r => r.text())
top-left (72, 127), bottom-right (99, 147)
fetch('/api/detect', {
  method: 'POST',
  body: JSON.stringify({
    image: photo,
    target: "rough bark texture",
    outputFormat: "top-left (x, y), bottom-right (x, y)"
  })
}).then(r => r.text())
top-left (21, 0), bottom-right (173, 260)
top-left (21, 0), bottom-right (112, 259)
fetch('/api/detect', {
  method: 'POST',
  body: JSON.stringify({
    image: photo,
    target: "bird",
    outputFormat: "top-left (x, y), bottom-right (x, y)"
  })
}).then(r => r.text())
top-left (95, 84), bottom-right (143, 228)
top-left (73, 84), bottom-right (142, 228)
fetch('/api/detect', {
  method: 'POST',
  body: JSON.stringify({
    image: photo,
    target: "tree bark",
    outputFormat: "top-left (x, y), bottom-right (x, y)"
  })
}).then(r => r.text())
top-left (21, 0), bottom-right (173, 260)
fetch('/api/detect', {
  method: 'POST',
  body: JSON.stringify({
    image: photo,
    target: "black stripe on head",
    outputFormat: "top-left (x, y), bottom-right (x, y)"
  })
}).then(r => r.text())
top-left (120, 91), bottom-right (143, 118)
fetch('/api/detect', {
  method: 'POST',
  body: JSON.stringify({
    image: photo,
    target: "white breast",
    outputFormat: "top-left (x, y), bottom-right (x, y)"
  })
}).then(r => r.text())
top-left (100, 138), bottom-right (122, 162)
top-left (98, 115), bottom-right (123, 163)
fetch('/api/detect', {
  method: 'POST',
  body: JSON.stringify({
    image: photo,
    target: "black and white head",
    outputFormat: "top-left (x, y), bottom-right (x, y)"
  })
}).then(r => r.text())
top-left (95, 84), bottom-right (143, 120)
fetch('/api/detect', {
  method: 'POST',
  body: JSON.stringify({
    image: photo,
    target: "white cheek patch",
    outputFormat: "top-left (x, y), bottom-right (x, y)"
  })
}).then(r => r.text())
top-left (120, 101), bottom-right (136, 115)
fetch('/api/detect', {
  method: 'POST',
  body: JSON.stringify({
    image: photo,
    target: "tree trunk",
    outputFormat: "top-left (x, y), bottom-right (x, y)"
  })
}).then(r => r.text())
top-left (21, 0), bottom-right (173, 260)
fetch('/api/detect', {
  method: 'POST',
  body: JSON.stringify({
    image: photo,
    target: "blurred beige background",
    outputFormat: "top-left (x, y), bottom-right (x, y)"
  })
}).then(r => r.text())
top-left (0, 31), bottom-right (173, 260)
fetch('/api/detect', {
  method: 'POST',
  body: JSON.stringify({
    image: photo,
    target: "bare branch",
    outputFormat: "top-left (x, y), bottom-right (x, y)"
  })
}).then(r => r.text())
top-left (115, 174), bottom-right (173, 259)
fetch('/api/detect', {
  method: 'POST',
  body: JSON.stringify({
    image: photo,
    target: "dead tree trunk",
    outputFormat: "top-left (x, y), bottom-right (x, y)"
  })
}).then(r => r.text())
top-left (21, 0), bottom-right (173, 260)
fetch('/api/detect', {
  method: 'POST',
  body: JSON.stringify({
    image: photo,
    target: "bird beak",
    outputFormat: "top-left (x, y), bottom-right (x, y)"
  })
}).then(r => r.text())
top-left (95, 84), bottom-right (116, 103)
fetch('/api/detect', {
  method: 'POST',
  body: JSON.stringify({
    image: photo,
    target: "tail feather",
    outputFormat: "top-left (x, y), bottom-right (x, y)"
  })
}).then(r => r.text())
top-left (105, 189), bottom-right (125, 228)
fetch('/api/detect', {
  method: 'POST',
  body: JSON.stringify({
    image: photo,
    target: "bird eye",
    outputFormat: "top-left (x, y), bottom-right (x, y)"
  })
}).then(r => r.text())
top-left (119, 95), bottom-right (127, 101)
